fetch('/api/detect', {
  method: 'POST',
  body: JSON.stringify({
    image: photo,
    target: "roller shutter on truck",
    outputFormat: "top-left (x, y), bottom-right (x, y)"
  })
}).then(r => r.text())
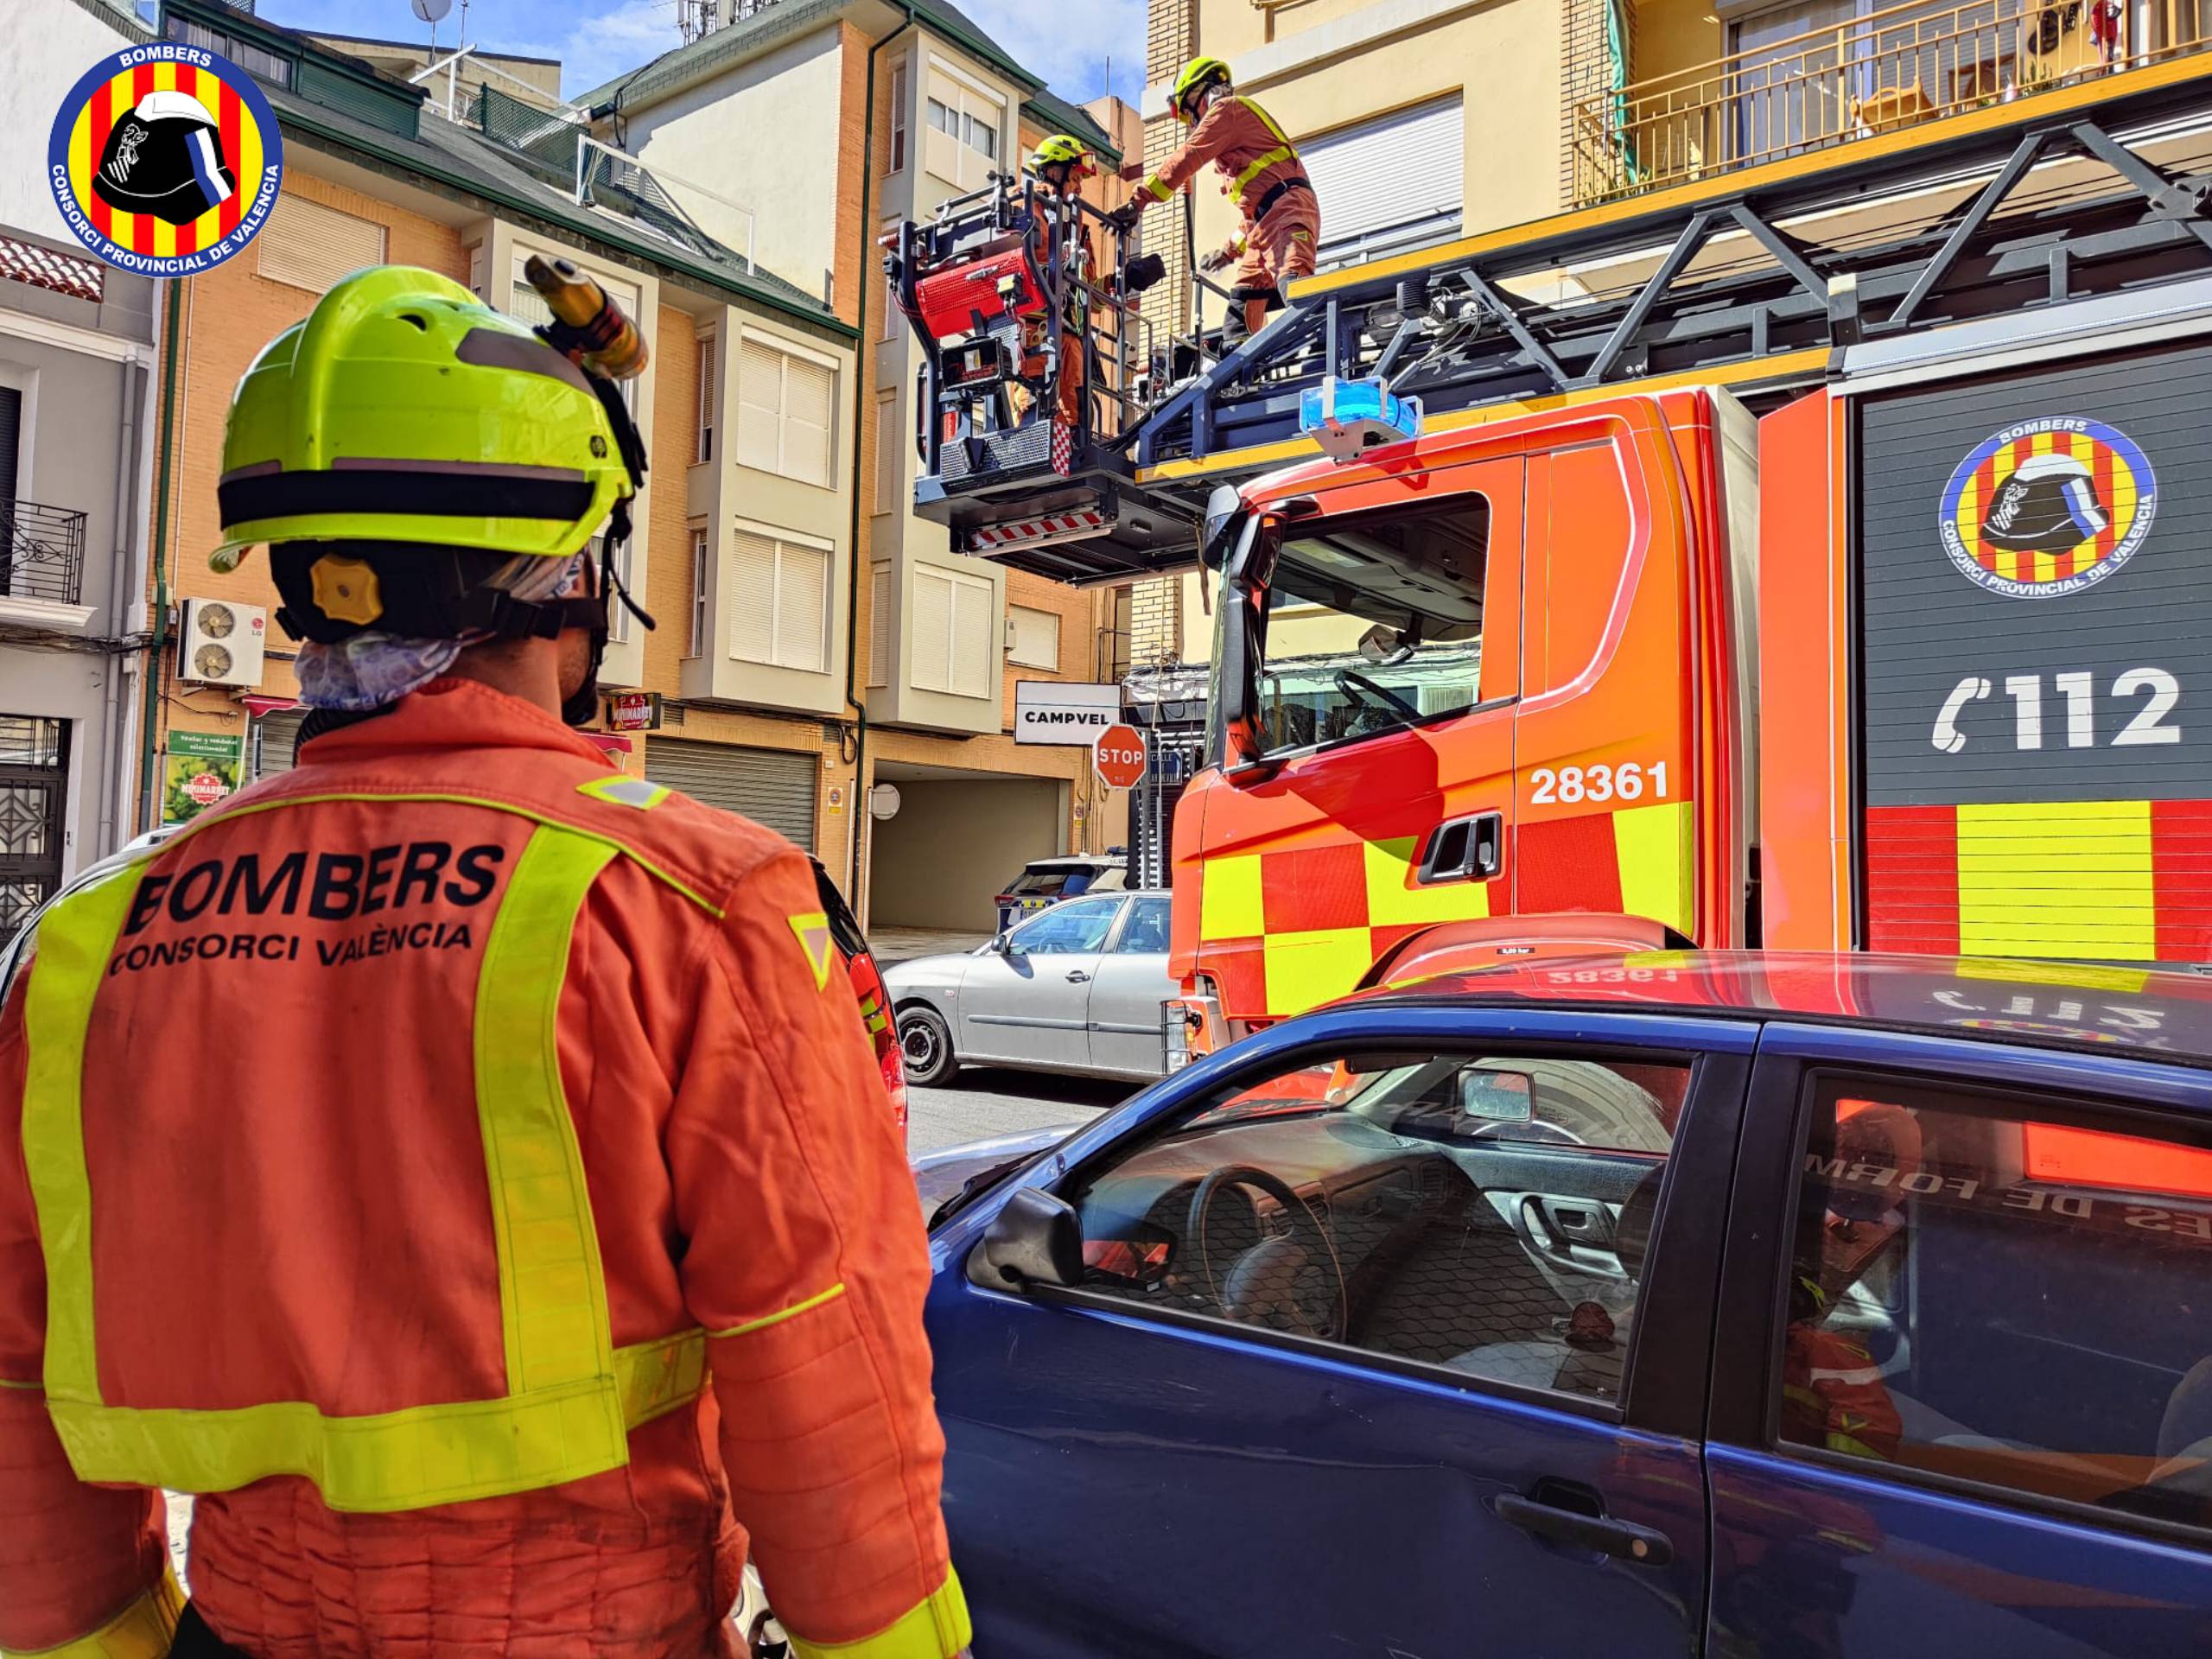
top-left (1858, 339), bottom-right (2212, 964)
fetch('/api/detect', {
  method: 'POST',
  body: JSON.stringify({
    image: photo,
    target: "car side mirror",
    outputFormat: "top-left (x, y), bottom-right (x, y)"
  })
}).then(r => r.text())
top-left (967, 1187), bottom-right (1084, 1291)
top-left (994, 931), bottom-right (1024, 957)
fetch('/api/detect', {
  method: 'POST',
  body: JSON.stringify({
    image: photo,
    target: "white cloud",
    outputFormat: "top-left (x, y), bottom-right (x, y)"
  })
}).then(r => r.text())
top-left (946, 0), bottom-right (1147, 107)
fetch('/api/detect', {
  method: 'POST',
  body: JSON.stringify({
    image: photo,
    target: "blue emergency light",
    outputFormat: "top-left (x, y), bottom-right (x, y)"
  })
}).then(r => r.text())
top-left (1299, 376), bottom-right (1423, 462)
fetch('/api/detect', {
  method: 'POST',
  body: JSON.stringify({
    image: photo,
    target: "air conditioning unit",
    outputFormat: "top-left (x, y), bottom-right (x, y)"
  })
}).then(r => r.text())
top-left (178, 598), bottom-right (267, 688)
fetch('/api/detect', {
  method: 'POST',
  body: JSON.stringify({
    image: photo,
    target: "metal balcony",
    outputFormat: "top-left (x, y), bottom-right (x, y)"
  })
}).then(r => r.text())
top-left (0, 500), bottom-right (86, 607)
top-left (1567, 0), bottom-right (2212, 208)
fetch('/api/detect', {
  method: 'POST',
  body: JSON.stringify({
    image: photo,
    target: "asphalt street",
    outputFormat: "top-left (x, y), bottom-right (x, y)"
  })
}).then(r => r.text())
top-left (907, 1066), bottom-right (1139, 1155)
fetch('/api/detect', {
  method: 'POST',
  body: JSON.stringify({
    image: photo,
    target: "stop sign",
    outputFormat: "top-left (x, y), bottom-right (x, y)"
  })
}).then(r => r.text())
top-left (1093, 723), bottom-right (1146, 790)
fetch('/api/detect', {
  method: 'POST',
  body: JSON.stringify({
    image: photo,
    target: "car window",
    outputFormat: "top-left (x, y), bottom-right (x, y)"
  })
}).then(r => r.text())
top-left (1065, 1046), bottom-right (1691, 1406)
top-left (1007, 868), bottom-right (1076, 897)
top-left (1009, 897), bottom-right (1122, 955)
top-left (1777, 1074), bottom-right (2212, 1538)
top-left (1115, 898), bottom-right (1169, 955)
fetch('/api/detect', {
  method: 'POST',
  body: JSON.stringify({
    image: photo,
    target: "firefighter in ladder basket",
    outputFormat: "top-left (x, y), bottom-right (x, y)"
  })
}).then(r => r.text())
top-left (1115, 55), bottom-right (1319, 346)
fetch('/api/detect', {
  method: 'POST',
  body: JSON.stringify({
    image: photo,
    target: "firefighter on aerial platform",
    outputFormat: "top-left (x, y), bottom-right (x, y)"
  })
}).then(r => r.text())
top-left (1114, 55), bottom-right (1319, 346)
top-left (1020, 133), bottom-right (1102, 429)
top-left (0, 264), bottom-right (969, 1659)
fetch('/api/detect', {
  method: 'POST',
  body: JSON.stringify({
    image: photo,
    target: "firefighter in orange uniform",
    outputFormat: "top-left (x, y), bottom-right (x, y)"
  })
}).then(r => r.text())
top-left (1021, 133), bottom-right (1101, 430)
top-left (1116, 55), bottom-right (1319, 344)
top-left (0, 267), bottom-right (969, 1659)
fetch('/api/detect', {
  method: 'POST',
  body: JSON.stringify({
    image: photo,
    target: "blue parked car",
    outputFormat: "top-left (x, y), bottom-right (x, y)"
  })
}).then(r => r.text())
top-left (921, 950), bottom-right (2212, 1657)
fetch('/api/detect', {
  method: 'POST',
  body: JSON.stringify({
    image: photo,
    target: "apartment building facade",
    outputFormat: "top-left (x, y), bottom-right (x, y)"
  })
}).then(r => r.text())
top-left (140, 0), bottom-right (871, 887)
top-left (598, 0), bottom-right (1142, 931)
top-left (0, 0), bottom-right (162, 938)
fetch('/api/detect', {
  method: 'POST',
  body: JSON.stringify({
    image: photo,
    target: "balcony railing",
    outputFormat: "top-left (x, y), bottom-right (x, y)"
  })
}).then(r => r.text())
top-left (0, 501), bottom-right (86, 607)
top-left (1567, 0), bottom-right (2212, 207)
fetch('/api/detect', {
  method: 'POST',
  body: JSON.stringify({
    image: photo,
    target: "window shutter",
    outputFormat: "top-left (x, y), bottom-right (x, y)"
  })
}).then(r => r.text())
top-left (257, 195), bottom-right (387, 294)
top-left (1302, 95), bottom-right (1465, 265)
top-left (776, 541), bottom-right (830, 673)
top-left (868, 563), bottom-right (892, 688)
top-left (874, 397), bottom-right (899, 516)
top-left (951, 575), bottom-right (994, 698)
top-left (729, 527), bottom-right (777, 663)
top-left (1009, 604), bottom-right (1059, 670)
top-left (687, 526), bottom-right (709, 658)
top-left (736, 338), bottom-right (784, 474)
top-left (912, 567), bottom-right (952, 691)
top-left (785, 357), bottom-right (835, 487)
top-left (696, 332), bottom-right (717, 464)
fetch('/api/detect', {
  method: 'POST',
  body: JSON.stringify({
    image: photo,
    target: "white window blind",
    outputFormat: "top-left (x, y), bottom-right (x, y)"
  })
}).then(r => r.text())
top-left (868, 563), bottom-right (892, 688)
top-left (736, 337), bottom-right (836, 486)
top-left (874, 396), bottom-right (899, 516)
top-left (1007, 604), bottom-right (1060, 671)
top-left (686, 525), bottom-right (709, 658)
top-left (695, 331), bottom-right (717, 464)
top-left (257, 194), bottom-right (387, 293)
top-left (1303, 95), bottom-right (1465, 267)
top-left (728, 525), bottom-right (831, 673)
top-left (911, 564), bottom-right (994, 698)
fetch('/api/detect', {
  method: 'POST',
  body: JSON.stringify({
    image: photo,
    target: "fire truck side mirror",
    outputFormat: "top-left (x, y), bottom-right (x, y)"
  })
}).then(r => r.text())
top-left (1200, 485), bottom-right (1245, 571)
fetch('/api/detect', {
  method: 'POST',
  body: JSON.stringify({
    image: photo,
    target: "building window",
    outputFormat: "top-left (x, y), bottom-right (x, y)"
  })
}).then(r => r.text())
top-left (868, 561), bottom-right (892, 689)
top-left (736, 336), bottom-right (836, 487)
top-left (928, 97), bottom-right (957, 137)
top-left (874, 395), bottom-right (900, 518)
top-left (911, 563), bottom-right (994, 699)
top-left (889, 60), bottom-right (909, 173)
top-left (925, 68), bottom-right (1006, 191)
top-left (1007, 603), bottom-right (1060, 671)
top-left (686, 524), bottom-right (709, 658)
top-left (963, 111), bottom-right (998, 161)
top-left (694, 330), bottom-right (717, 465)
top-left (729, 524), bottom-right (832, 674)
top-left (257, 195), bottom-right (386, 293)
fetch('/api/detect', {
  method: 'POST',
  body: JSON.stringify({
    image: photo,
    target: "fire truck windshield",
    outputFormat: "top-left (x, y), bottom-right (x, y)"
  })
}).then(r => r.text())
top-left (1212, 496), bottom-right (1491, 766)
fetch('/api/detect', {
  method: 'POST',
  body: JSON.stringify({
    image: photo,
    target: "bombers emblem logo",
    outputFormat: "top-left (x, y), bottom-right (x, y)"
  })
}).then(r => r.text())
top-left (1938, 416), bottom-right (2157, 599)
top-left (48, 44), bottom-right (283, 276)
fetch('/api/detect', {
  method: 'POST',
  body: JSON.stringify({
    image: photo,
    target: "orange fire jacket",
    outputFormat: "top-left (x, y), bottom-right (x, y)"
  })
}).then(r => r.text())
top-left (0, 678), bottom-right (965, 1659)
top-left (1141, 93), bottom-right (1306, 221)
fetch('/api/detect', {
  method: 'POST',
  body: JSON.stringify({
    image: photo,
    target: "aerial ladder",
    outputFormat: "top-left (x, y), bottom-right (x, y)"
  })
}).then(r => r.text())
top-left (892, 48), bottom-right (2212, 587)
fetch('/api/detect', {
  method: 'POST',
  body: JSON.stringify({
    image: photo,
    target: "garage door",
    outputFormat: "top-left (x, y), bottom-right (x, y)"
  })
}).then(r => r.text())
top-left (646, 737), bottom-right (818, 849)
top-left (1302, 94), bottom-right (1464, 268)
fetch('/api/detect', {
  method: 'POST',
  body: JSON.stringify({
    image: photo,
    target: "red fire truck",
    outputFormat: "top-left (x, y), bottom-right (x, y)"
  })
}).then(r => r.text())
top-left (895, 48), bottom-right (2212, 1058)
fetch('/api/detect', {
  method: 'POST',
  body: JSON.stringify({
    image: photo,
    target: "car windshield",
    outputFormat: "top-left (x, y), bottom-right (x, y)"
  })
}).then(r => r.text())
top-left (1221, 496), bottom-right (1491, 763)
top-left (1006, 867), bottom-right (1091, 896)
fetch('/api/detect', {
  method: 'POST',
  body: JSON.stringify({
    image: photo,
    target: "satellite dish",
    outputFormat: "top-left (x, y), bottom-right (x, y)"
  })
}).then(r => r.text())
top-left (411, 0), bottom-right (454, 22)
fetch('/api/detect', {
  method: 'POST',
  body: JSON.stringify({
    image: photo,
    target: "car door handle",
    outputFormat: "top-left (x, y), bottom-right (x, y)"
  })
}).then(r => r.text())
top-left (1494, 1491), bottom-right (1673, 1567)
top-left (1065, 970), bottom-right (1091, 983)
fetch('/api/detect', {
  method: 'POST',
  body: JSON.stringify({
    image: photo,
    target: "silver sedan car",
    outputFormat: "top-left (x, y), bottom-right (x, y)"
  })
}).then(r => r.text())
top-left (886, 890), bottom-right (1173, 1086)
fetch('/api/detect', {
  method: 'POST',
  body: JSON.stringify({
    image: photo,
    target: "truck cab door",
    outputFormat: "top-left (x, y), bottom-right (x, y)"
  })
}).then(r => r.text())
top-left (1194, 457), bottom-right (1524, 1024)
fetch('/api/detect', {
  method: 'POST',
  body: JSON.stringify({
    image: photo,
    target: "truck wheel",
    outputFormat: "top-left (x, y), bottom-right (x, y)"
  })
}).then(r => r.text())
top-left (898, 1006), bottom-right (958, 1087)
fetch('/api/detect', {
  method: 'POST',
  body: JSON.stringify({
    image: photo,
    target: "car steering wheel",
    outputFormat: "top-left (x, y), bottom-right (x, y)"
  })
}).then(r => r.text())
top-left (1185, 1165), bottom-right (1348, 1343)
top-left (1335, 668), bottom-right (1423, 725)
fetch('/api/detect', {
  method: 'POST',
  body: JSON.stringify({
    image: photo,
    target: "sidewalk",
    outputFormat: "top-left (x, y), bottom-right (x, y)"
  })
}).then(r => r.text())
top-left (870, 925), bottom-right (994, 963)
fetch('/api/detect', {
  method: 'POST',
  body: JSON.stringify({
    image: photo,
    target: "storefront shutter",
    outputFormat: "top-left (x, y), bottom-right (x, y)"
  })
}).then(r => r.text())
top-left (645, 737), bottom-right (818, 850)
top-left (1302, 95), bottom-right (1465, 267)
top-left (253, 710), bottom-right (307, 778)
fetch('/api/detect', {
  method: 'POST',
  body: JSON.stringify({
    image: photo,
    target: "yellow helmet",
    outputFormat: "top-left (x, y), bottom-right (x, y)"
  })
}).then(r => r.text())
top-left (1030, 133), bottom-right (1093, 175)
top-left (1171, 55), bottom-right (1231, 123)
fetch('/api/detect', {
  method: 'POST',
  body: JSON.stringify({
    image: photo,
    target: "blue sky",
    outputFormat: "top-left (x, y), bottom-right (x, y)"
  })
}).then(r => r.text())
top-left (265, 0), bottom-right (1148, 108)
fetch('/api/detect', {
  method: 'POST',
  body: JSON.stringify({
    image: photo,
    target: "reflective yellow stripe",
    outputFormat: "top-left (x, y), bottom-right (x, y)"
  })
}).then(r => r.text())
top-left (707, 1281), bottom-right (847, 1340)
top-left (789, 1569), bottom-right (972, 1659)
top-left (1143, 176), bottom-right (1173, 202)
top-left (22, 823), bottom-right (709, 1514)
top-left (1363, 836), bottom-right (1491, 927)
top-left (1956, 799), bottom-right (2155, 959)
top-left (1232, 145), bottom-right (1294, 198)
top-left (1239, 97), bottom-right (1293, 149)
top-left (1613, 800), bottom-right (1694, 936)
top-left (576, 774), bottom-right (671, 810)
top-left (22, 861), bottom-right (146, 1406)
top-left (0, 1377), bottom-right (40, 1391)
top-left (478, 829), bottom-right (620, 1399)
top-left (1198, 853), bottom-right (1263, 940)
top-left (1, 1568), bottom-right (184, 1659)
top-left (1262, 926), bottom-right (1369, 1016)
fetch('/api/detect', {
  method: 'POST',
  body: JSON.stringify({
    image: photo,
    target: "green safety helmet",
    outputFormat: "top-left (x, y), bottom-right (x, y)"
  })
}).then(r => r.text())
top-left (1030, 133), bottom-right (1094, 176)
top-left (213, 265), bottom-right (633, 640)
top-left (1171, 56), bottom-right (1231, 124)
